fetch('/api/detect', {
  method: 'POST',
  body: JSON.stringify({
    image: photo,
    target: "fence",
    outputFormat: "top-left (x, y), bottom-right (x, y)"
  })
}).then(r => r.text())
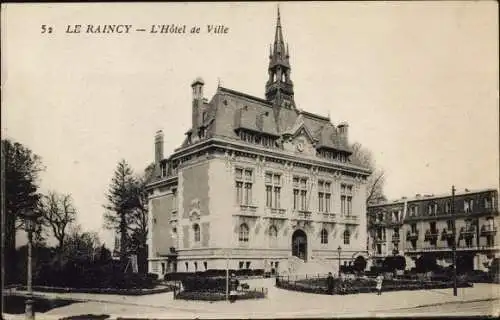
top-left (171, 280), bottom-right (268, 301)
top-left (275, 274), bottom-right (473, 295)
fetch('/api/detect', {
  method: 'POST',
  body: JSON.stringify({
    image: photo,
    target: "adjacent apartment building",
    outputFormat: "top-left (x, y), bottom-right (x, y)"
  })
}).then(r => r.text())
top-left (146, 9), bottom-right (371, 277)
top-left (367, 188), bottom-right (499, 271)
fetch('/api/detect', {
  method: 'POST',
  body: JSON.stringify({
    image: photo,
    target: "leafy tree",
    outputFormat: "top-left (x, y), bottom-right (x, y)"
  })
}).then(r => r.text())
top-left (415, 254), bottom-right (438, 273)
top-left (2, 139), bottom-right (45, 284)
top-left (350, 142), bottom-right (386, 205)
top-left (39, 191), bottom-right (77, 252)
top-left (393, 255), bottom-right (406, 271)
top-left (353, 256), bottom-right (367, 273)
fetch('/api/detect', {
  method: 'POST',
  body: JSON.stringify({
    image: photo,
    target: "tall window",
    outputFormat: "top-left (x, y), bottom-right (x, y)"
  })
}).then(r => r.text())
top-left (484, 197), bottom-right (491, 209)
top-left (239, 223), bottom-right (249, 242)
top-left (193, 224), bottom-right (200, 242)
top-left (269, 225), bottom-right (278, 247)
top-left (318, 181), bottom-right (332, 213)
top-left (464, 199), bottom-right (474, 213)
top-left (265, 172), bottom-right (281, 208)
top-left (428, 203), bottom-right (437, 215)
top-left (411, 223), bottom-right (417, 233)
top-left (293, 177), bottom-right (308, 210)
top-left (446, 219), bottom-right (454, 230)
top-left (343, 229), bottom-right (350, 245)
top-left (445, 201), bottom-right (450, 213)
top-left (409, 205), bottom-right (419, 217)
top-left (320, 228), bottom-right (328, 244)
top-left (341, 184), bottom-right (352, 215)
top-left (235, 168), bottom-right (253, 205)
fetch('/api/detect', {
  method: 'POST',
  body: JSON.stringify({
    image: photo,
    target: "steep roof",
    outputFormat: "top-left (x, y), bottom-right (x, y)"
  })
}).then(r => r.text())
top-left (187, 86), bottom-right (351, 153)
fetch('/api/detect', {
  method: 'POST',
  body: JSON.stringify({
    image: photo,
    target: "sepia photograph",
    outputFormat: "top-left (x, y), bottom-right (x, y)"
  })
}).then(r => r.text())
top-left (1, 1), bottom-right (499, 319)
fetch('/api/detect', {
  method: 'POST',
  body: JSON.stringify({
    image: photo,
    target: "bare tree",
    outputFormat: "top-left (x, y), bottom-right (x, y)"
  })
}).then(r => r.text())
top-left (350, 142), bottom-right (386, 205)
top-left (64, 224), bottom-right (101, 261)
top-left (39, 191), bottom-right (77, 251)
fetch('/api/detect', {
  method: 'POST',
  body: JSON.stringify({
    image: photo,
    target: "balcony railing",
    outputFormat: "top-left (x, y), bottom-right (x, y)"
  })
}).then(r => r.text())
top-left (481, 225), bottom-right (497, 235)
top-left (344, 215), bottom-right (359, 224)
top-left (236, 204), bottom-right (258, 217)
top-left (405, 244), bottom-right (500, 253)
top-left (295, 210), bottom-right (312, 220)
top-left (321, 213), bottom-right (336, 222)
top-left (264, 207), bottom-right (287, 219)
top-left (392, 234), bottom-right (400, 242)
top-left (375, 237), bottom-right (386, 244)
top-left (406, 230), bottom-right (419, 240)
top-left (424, 230), bottom-right (439, 241)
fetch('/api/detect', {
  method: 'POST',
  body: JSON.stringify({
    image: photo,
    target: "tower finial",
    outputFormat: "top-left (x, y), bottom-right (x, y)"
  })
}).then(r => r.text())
top-left (277, 4), bottom-right (281, 26)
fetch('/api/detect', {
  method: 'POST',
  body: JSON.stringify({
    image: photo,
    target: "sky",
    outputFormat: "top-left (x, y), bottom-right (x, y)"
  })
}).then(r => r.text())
top-left (2, 1), bottom-right (499, 248)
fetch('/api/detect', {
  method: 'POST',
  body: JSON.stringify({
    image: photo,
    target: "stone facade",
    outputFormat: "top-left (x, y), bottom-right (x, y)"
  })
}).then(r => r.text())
top-left (146, 8), bottom-right (371, 278)
top-left (367, 189), bottom-right (499, 272)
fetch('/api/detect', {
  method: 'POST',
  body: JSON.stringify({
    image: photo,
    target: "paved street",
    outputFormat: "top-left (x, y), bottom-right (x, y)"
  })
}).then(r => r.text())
top-left (381, 299), bottom-right (499, 317)
top-left (4, 281), bottom-right (500, 319)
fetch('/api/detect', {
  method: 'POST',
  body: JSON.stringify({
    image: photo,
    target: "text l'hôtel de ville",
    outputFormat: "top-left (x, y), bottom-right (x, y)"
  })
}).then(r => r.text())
top-left (65, 24), bottom-right (229, 34)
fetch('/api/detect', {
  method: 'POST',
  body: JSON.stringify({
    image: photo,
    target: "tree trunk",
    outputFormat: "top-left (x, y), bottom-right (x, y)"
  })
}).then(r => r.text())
top-left (119, 211), bottom-right (128, 264)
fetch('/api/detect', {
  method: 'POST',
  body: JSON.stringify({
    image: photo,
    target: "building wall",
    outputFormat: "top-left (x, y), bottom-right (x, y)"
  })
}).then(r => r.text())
top-left (367, 189), bottom-right (499, 271)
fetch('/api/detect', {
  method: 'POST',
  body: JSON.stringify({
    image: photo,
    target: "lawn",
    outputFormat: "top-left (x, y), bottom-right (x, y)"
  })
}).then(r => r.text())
top-left (3, 294), bottom-right (76, 314)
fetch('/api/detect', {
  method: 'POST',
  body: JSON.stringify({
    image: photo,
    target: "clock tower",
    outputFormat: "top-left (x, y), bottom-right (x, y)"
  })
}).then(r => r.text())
top-left (265, 6), bottom-right (295, 109)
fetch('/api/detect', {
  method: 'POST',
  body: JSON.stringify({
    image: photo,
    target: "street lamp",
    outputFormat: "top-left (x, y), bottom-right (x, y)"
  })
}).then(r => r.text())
top-left (451, 185), bottom-right (457, 297)
top-left (20, 210), bottom-right (40, 320)
top-left (337, 246), bottom-right (342, 277)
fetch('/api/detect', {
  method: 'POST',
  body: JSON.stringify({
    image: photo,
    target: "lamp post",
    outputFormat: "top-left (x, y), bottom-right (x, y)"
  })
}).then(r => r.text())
top-left (337, 246), bottom-right (342, 277)
top-left (225, 248), bottom-right (229, 301)
top-left (21, 210), bottom-right (39, 320)
top-left (451, 185), bottom-right (457, 296)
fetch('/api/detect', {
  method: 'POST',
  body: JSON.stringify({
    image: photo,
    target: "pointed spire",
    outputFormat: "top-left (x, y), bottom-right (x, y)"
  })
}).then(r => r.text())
top-left (274, 4), bottom-right (285, 54)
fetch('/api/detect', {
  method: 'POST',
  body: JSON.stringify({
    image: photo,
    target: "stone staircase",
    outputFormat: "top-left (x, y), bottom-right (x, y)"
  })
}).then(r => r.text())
top-left (285, 256), bottom-right (333, 278)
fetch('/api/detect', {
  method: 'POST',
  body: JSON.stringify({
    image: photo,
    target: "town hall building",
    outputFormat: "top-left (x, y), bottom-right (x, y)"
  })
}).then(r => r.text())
top-left (146, 9), bottom-right (372, 277)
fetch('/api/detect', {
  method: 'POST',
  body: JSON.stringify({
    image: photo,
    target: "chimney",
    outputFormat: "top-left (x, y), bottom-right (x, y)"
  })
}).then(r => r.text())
top-left (337, 122), bottom-right (349, 145)
top-left (415, 194), bottom-right (421, 198)
top-left (191, 77), bottom-right (205, 129)
top-left (155, 130), bottom-right (164, 165)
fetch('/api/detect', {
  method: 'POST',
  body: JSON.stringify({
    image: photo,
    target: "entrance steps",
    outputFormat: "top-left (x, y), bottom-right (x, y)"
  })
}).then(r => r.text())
top-left (285, 256), bottom-right (333, 278)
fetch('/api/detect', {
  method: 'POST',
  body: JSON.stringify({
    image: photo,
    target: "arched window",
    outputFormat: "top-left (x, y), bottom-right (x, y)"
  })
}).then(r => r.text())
top-left (193, 223), bottom-right (200, 242)
top-left (320, 228), bottom-right (328, 244)
top-left (343, 229), bottom-right (350, 245)
top-left (269, 225), bottom-right (278, 247)
top-left (239, 223), bottom-right (249, 242)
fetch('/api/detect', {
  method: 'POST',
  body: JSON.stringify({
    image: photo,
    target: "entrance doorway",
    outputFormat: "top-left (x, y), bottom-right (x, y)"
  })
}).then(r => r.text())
top-left (292, 229), bottom-right (307, 261)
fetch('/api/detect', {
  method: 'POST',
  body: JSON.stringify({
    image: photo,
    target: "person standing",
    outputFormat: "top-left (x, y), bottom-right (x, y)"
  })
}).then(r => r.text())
top-left (376, 274), bottom-right (383, 295)
top-left (229, 273), bottom-right (239, 303)
top-left (326, 272), bottom-right (335, 295)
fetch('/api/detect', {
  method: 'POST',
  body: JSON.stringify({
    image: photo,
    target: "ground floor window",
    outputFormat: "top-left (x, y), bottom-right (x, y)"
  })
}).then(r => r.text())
top-left (246, 261), bottom-right (251, 269)
top-left (239, 261), bottom-right (244, 269)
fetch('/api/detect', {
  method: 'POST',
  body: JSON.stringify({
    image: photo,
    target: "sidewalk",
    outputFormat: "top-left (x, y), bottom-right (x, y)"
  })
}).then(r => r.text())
top-left (6, 282), bottom-right (500, 319)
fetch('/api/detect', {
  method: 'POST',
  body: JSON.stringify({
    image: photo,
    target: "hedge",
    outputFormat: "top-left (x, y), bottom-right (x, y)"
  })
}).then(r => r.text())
top-left (35, 260), bottom-right (159, 289)
top-left (164, 269), bottom-right (264, 281)
top-left (16, 285), bottom-right (174, 296)
top-left (175, 289), bottom-right (266, 301)
top-left (277, 277), bottom-right (472, 295)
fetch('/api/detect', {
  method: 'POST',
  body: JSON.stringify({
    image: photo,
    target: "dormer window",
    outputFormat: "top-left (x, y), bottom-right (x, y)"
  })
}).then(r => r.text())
top-left (160, 163), bottom-right (167, 177)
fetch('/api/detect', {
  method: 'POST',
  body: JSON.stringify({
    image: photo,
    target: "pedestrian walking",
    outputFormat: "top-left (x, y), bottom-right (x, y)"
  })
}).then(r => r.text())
top-left (376, 274), bottom-right (383, 295)
top-left (229, 273), bottom-right (239, 303)
top-left (326, 272), bottom-right (335, 295)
